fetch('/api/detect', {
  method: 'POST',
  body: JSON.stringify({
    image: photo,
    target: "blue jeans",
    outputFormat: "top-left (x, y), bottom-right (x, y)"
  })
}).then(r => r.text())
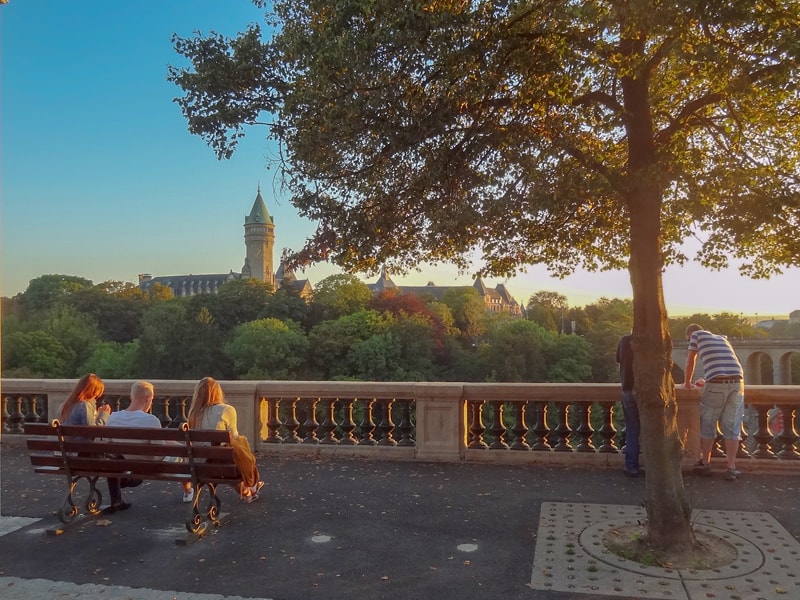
top-left (621, 391), bottom-right (640, 472)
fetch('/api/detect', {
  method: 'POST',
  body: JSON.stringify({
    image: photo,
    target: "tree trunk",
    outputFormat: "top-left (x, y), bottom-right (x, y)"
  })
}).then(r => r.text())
top-left (628, 183), bottom-right (695, 551)
top-left (623, 60), bottom-right (695, 550)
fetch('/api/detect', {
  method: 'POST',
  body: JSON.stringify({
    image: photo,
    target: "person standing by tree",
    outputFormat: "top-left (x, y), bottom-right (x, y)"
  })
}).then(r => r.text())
top-left (616, 334), bottom-right (640, 477)
top-left (683, 324), bottom-right (745, 481)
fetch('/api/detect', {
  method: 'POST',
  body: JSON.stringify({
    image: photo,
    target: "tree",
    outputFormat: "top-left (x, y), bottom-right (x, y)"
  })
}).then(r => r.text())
top-left (21, 274), bottom-right (93, 312)
top-left (225, 317), bottom-right (309, 379)
top-left (68, 281), bottom-right (148, 343)
top-left (170, 0), bottom-right (800, 550)
top-left (526, 290), bottom-right (569, 332)
top-left (441, 287), bottom-right (488, 344)
top-left (309, 274), bottom-right (372, 322)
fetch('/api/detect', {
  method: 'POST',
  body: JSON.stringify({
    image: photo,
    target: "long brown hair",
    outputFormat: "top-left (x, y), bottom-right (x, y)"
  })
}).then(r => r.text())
top-left (187, 376), bottom-right (225, 428)
top-left (58, 373), bottom-right (105, 422)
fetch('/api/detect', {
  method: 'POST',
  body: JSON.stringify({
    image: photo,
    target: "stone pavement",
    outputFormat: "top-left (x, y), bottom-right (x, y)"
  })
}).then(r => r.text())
top-left (1, 436), bottom-right (799, 600)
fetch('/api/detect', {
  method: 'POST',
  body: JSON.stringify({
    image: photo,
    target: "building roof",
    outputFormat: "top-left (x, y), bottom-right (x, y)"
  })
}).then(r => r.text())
top-left (245, 186), bottom-right (274, 225)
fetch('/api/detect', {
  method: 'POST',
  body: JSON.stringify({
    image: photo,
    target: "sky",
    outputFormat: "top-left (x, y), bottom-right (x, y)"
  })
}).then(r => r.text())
top-left (1, 0), bottom-right (797, 319)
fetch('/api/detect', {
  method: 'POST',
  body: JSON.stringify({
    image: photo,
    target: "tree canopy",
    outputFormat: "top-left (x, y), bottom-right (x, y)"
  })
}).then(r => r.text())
top-left (170, 0), bottom-right (799, 279)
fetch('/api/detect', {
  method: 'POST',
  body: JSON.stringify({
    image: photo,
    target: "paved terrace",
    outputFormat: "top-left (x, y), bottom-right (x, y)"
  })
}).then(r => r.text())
top-left (2, 434), bottom-right (800, 600)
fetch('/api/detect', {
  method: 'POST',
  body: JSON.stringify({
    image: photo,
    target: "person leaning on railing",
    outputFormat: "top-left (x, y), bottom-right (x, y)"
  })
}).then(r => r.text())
top-left (187, 377), bottom-right (264, 503)
top-left (683, 324), bottom-right (745, 481)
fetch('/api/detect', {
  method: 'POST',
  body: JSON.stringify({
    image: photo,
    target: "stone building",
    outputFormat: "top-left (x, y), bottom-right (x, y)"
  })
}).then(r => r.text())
top-left (367, 268), bottom-right (522, 317)
top-left (138, 187), bottom-right (311, 298)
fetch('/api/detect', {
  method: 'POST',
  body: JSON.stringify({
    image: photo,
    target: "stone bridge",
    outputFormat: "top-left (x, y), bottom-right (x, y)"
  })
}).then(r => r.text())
top-left (672, 339), bottom-right (800, 384)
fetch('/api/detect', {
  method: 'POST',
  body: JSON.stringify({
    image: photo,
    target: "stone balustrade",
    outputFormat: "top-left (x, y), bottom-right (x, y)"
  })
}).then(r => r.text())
top-left (1, 379), bottom-right (798, 472)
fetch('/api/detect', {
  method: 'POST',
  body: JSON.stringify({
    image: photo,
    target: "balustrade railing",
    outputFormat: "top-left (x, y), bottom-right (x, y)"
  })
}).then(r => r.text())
top-left (2, 379), bottom-right (797, 471)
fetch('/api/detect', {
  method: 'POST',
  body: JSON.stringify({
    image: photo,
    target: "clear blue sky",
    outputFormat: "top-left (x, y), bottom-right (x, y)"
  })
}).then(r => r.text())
top-left (1, 0), bottom-right (797, 318)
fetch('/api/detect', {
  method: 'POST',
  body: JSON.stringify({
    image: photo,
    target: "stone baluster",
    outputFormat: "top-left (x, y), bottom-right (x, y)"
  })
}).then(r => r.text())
top-left (712, 429), bottom-right (726, 459)
top-left (283, 398), bottom-right (303, 443)
top-left (396, 400), bottom-right (415, 447)
top-left (7, 395), bottom-right (26, 434)
top-left (776, 404), bottom-right (799, 460)
top-left (157, 397), bottom-right (172, 428)
top-left (302, 398), bottom-right (320, 444)
top-left (574, 403), bottom-right (595, 452)
top-left (596, 401), bottom-right (618, 453)
top-left (751, 404), bottom-right (776, 459)
top-left (339, 398), bottom-right (358, 445)
top-left (172, 396), bottom-right (189, 428)
top-left (529, 401), bottom-right (550, 451)
top-left (509, 402), bottom-right (530, 450)
top-left (467, 400), bottom-right (488, 449)
top-left (487, 401), bottom-right (509, 449)
top-left (358, 398), bottom-right (378, 446)
top-left (377, 399), bottom-right (397, 446)
top-left (24, 394), bottom-right (44, 424)
top-left (550, 403), bottom-right (572, 452)
top-left (264, 398), bottom-right (284, 444)
top-left (319, 398), bottom-right (339, 445)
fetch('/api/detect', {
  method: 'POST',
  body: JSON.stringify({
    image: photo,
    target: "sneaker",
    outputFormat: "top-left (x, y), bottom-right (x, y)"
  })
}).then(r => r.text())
top-left (724, 468), bottom-right (740, 481)
top-left (694, 460), bottom-right (712, 476)
top-left (242, 481), bottom-right (265, 504)
top-left (623, 469), bottom-right (639, 478)
top-left (182, 489), bottom-right (195, 503)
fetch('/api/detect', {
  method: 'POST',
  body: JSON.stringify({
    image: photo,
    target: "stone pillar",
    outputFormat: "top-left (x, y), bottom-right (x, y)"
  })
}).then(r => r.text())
top-left (219, 382), bottom-right (259, 446)
top-left (773, 360), bottom-right (786, 386)
top-left (413, 383), bottom-right (465, 461)
top-left (676, 387), bottom-right (701, 467)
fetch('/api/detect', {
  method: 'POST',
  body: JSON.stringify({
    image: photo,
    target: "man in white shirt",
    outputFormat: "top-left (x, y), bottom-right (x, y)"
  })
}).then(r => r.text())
top-left (107, 381), bottom-right (162, 429)
top-left (104, 381), bottom-right (163, 509)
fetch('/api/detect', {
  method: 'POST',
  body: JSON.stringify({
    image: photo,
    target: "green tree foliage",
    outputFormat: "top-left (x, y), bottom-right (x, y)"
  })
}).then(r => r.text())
top-left (309, 274), bottom-right (372, 322)
top-left (170, 0), bottom-right (800, 549)
top-left (526, 291), bottom-right (569, 332)
top-left (20, 274), bottom-right (93, 312)
top-left (307, 310), bottom-right (387, 379)
top-left (480, 319), bottom-right (592, 382)
top-left (582, 298), bottom-right (634, 382)
top-left (80, 341), bottom-right (139, 379)
top-left (669, 312), bottom-right (764, 341)
top-left (136, 300), bottom-right (195, 378)
top-left (225, 317), bottom-right (309, 379)
top-left (2, 330), bottom-right (69, 378)
top-left (441, 287), bottom-right (487, 344)
top-left (204, 278), bottom-right (274, 333)
top-left (67, 281), bottom-right (148, 343)
top-left (262, 285), bottom-right (312, 326)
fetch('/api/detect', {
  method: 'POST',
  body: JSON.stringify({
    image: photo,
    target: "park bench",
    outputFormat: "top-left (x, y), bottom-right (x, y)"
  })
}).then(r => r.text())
top-left (24, 420), bottom-right (243, 544)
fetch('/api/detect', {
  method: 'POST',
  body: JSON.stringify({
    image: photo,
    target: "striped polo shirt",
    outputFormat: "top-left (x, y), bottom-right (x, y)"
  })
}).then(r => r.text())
top-left (688, 330), bottom-right (743, 381)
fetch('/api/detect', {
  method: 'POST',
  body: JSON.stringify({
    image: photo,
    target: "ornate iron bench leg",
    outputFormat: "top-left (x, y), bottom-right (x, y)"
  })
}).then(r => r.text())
top-left (58, 475), bottom-right (103, 523)
top-left (184, 482), bottom-right (222, 535)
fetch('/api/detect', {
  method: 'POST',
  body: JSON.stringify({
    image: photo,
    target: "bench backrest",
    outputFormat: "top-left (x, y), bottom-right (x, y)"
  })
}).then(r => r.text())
top-left (24, 422), bottom-right (241, 485)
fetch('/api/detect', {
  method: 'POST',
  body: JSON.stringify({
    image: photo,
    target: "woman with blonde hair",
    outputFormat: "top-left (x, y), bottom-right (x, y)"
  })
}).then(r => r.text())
top-left (188, 377), bottom-right (264, 503)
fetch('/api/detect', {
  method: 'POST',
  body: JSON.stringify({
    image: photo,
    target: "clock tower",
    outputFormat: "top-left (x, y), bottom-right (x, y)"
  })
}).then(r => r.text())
top-left (242, 186), bottom-right (275, 288)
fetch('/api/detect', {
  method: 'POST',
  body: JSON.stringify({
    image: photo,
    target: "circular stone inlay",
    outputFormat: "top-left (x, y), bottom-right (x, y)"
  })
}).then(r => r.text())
top-left (578, 519), bottom-right (763, 580)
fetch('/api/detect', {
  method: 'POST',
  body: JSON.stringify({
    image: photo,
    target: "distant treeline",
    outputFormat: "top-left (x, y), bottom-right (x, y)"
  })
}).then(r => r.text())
top-left (3, 274), bottom-right (798, 382)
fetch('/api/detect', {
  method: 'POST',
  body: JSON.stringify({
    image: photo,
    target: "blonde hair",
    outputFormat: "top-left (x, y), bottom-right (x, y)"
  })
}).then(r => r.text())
top-left (58, 373), bottom-right (105, 422)
top-left (188, 376), bottom-right (225, 428)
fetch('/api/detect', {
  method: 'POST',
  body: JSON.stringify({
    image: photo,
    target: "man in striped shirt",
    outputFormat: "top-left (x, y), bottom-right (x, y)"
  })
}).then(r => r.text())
top-left (683, 324), bottom-right (745, 481)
